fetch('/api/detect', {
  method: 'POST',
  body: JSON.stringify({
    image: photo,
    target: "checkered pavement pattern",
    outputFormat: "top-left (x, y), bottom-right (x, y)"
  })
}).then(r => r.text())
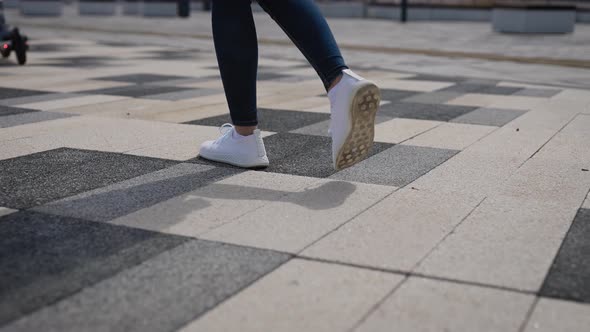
top-left (1, 38), bottom-right (589, 332)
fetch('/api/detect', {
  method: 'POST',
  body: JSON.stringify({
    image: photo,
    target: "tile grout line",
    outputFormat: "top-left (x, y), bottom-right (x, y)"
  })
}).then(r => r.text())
top-left (347, 276), bottom-right (410, 332)
top-left (518, 297), bottom-right (540, 332)
top-left (408, 195), bottom-right (487, 272)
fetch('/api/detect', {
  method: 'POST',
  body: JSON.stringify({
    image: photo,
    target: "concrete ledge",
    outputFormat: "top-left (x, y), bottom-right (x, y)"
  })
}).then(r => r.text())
top-left (317, 2), bottom-right (365, 18)
top-left (122, 1), bottom-right (141, 16)
top-left (79, 1), bottom-right (117, 16)
top-left (4, 0), bottom-right (19, 9)
top-left (492, 8), bottom-right (576, 33)
top-left (577, 11), bottom-right (590, 23)
top-left (367, 6), bottom-right (491, 21)
top-left (143, 2), bottom-right (177, 17)
top-left (19, 0), bottom-right (63, 16)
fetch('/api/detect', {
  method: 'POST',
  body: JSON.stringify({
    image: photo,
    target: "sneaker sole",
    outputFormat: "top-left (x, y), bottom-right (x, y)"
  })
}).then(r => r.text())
top-left (198, 153), bottom-right (269, 169)
top-left (334, 82), bottom-right (380, 171)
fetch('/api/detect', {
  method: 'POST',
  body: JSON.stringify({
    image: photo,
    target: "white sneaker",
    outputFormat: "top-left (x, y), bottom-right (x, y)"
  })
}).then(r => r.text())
top-left (199, 123), bottom-right (269, 168)
top-left (328, 69), bottom-right (381, 170)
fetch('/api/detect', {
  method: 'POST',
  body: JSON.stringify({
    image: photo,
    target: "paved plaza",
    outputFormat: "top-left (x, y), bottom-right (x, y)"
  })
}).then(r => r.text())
top-left (1, 8), bottom-right (590, 332)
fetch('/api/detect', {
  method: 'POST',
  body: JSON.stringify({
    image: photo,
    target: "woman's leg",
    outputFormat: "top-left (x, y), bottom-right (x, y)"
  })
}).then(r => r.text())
top-left (256, 0), bottom-right (348, 91)
top-left (211, 0), bottom-right (258, 130)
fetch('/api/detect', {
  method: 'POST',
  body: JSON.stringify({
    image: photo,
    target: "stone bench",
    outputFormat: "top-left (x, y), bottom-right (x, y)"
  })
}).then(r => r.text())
top-left (492, 5), bottom-right (576, 33)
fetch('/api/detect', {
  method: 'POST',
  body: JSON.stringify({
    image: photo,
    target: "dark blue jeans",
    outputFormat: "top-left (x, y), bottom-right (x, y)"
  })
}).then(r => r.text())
top-left (212, 0), bottom-right (348, 126)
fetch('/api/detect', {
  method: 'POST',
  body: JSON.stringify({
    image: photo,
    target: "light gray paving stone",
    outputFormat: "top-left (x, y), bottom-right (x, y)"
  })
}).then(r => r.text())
top-left (1, 240), bottom-right (290, 332)
top-left (180, 259), bottom-right (404, 332)
top-left (0, 207), bottom-right (16, 218)
top-left (402, 122), bottom-right (496, 150)
top-left (291, 116), bottom-right (391, 137)
top-left (35, 163), bottom-right (241, 223)
top-left (0, 111), bottom-right (76, 129)
top-left (330, 145), bottom-right (458, 187)
top-left (374, 118), bottom-right (442, 144)
top-left (302, 188), bottom-right (482, 271)
top-left (0, 93), bottom-right (82, 107)
top-left (532, 114), bottom-right (590, 165)
top-left (524, 298), bottom-right (590, 332)
top-left (451, 107), bottom-right (527, 127)
top-left (415, 195), bottom-right (579, 291)
top-left (402, 91), bottom-right (463, 104)
top-left (112, 171), bottom-right (320, 236)
top-left (201, 179), bottom-right (396, 253)
top-left (412, 107), bottom-right (579, 197)
top-left (355, 277), bottom-right (534, 332)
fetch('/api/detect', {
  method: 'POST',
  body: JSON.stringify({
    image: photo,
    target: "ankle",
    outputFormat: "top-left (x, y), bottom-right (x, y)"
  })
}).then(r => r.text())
top-left (234, 125), bottom-right (256, 136)
top-left (328, 74), bottom-right (343, 92)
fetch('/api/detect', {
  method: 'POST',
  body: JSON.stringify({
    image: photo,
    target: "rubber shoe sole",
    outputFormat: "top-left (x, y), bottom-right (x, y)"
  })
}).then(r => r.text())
top-left (198, 152), bottom-right (269, 169)
top-left (334, 82), bottom-right (380, 171)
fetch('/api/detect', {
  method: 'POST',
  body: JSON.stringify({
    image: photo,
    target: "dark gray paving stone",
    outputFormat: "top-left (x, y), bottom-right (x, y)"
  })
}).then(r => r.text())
top-left (0, 210), bottom-right (189, 326)
top-left (330, 144), bottom-right (458, 187)
top-left (143, 88), bottom-right (222, 101)
top-left (42, 56), bottom-right (114, 68)
top-left (380, 89), bottom-right (420, 102)
top-left (261, 133), bottom-right (393, 178)
top-left (402, 91), bottom-right (464, 104)
top-left (540, 208), bottom-right (590, 304)
top-left (0, 148), bottom-right (178, 209)
top-left (512, 88), bottom-right (562, 98)
top-left (185, 108), bottom-right (331, 133)
top-left (79, 85), bottom-right (195, 98)
top-left (0, 111), bottom-right (75, 129)
top-left (0, 93), bottom-right (81, 107)
top-left (3, 237), bottom-right (290, 332)
top-left (451, 108), bottom-right (527, 127)
top-left (401, 74), bottom-right (465, 83)
top-left (92, 73), bottom-right (196, 84)
top-left (0, 105), bottom-right (38, 117)
top-left (138, 50), bottom-right (201, 60)
top-left (438, 83), bottom-right (522, 95)
top-left (0, 87), bottom-right (49, 100)
top-left (35, 163), bottom-right (242, 222)
top-left (257, 72), bottom-right (292, 81)
top-left (379, 101), bottom-right (478, 122)
top-left (290, 115), bottom-right (392, 137)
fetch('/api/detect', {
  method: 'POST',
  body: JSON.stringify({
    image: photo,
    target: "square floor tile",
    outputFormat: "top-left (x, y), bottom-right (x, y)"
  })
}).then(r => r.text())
top-left (0, 105), bottom-right (39, 117)
top-left (540, 208), bottom-right (590, 303)
top-left (201, 179), bottom-right (396, 252)
top-left (379, 102), bottom-right (477, 122)
top-left (112, 171), bottom-right (320, 236)
top-left (0, 87), bottom-right (50, 100)
top-left (79, 85), bottom-right (195, 98)
top-left (92, 73), bottom-right (196, 84)
top-left (261, 133), bottom-right (393, 178)
top-left (402, 74), bottom-right (464, 83)
top-left (402, 91), bottom-right (464, 104)
top-left (35, 163), bottom-right (242, 223)
top-left (512, 88), bottom-right (562, 98)
top-left (0, 148), bottom-right (178, 209)
top-left (451, 107), bottom-right (527, 127)
top-left (439, 83), bottom-right (522, 95)
top-left (181, 259), bottom-right (403, 332)
top-left (330, 144), bottom-right (458, 187)
top-left (356, 277), bottom-right (534, 332)
top-left (0, 210), bottom-right (189, 326)
top-left (185, 109), bottom-right (330, 133)
top-left (380, 88), bottom-right (420, 102)
top-left (402, 122), bottom-right (496, 150)
top-left (1, 213), bottom-right (289, 331)
top-left (524, 298), bottom-right (590, 332)
top-left (374, 118), bottom-right (442, 144)
top-left (0, 111), bottom-right (75, 129)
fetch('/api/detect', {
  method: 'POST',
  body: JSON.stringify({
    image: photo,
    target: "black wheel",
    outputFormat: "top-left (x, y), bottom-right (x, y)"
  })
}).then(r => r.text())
top-left (12, 28), bottom-right (26, 65)
top-left (0, 48), bottom-right (10, 58)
